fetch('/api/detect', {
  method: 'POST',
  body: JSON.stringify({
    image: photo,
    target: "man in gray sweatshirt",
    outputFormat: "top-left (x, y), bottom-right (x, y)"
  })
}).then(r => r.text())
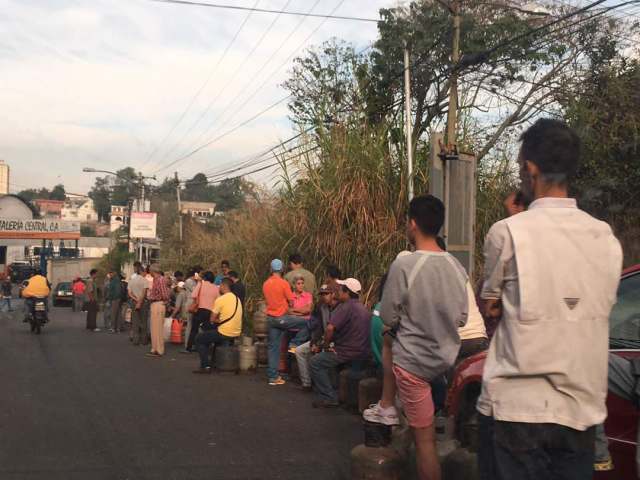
top-left (380, 194), bottom-right (468, 480)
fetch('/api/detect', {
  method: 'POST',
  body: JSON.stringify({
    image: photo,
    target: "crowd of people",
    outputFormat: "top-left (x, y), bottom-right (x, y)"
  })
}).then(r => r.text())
top-left (18, 118), bottom-right (623, 480)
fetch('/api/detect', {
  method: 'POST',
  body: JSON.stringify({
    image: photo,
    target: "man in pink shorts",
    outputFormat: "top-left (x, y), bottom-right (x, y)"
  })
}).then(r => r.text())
top-left (380, 195), bottom-right (469, 480)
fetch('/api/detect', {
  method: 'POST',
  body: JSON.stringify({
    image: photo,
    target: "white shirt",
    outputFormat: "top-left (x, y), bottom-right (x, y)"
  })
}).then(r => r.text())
top-left (477, 197), bottom-right (623, 431)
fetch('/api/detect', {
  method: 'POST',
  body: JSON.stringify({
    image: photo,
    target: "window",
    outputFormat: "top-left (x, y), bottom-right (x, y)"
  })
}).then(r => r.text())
top-left (609, 272), bottom-right (640, 348)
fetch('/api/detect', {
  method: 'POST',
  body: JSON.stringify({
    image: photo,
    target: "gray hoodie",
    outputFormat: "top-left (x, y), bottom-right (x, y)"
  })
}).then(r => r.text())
top-left (381, 251), bottom-right (468, 381)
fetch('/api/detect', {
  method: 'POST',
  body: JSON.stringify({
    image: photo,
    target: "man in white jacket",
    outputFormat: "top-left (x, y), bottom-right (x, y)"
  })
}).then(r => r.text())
top-left (477, 119), bottom-right (623, 480)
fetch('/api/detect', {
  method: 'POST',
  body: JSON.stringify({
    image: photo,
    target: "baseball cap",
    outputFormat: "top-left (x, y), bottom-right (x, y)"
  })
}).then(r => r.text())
top-left (319, 284), bottom-right (331, 293)
top-left (336, 278), bottom-right (362, 294)
top-left (270, 258), bottom-right (283, 272)
top-left (177, 281), bottom-right (185, 288)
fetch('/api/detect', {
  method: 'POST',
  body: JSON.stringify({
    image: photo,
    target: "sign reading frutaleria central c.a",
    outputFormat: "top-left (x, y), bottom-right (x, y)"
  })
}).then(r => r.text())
top-left (130, 212), bottom-right (157, 239)
top-left (0, 218), bottom-right (81, 239)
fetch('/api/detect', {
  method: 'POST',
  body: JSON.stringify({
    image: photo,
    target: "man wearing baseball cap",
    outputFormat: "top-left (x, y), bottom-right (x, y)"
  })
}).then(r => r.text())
top-left (263, 258), bottom-right (303, 386)
top-left (309, 277), bottom-right (371, 408)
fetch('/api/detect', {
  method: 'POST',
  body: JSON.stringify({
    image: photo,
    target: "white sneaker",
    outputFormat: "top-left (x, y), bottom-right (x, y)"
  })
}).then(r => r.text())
top-left (93, 328), bottom-right (101, 332)
top-left (363, 401), bottom-right (400, 426)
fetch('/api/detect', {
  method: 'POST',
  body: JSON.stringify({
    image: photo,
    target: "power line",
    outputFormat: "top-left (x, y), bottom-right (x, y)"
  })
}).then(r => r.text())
top-left (150, 0), bottom-right (294, 174)
top-left (153, 0), bottom-right (343, 176)
top-left (146, 0), bottom-right (378, 22)
top-left (162, 0), bottom-right (330, 175)
top-left (140, 0), bottom-right (260, 173)
top-left (154, 94), bottom-right (292, 175)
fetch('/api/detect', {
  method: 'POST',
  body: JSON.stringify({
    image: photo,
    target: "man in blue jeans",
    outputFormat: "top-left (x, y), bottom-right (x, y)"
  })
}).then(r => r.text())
top-left (310, 278), bottom-right (371, 408)
top-left (264, 258), bottom-right (303, 386)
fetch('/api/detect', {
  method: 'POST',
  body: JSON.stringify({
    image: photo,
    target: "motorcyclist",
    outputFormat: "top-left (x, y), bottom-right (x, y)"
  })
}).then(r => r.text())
top-left (21, 271), bottom-right (51, 322)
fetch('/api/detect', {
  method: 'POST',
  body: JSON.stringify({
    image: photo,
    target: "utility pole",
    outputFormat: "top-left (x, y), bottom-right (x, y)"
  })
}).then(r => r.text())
top-left (443, 0), bottom-right (461, 240)
top-left (404, 44), bottom-right (414, 203)
top-left (175, 172), bottom-right (183, 261)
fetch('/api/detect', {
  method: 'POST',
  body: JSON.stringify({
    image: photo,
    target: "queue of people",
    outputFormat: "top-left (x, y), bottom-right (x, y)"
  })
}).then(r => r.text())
top-left (65, 119), bottom-right (624, 480)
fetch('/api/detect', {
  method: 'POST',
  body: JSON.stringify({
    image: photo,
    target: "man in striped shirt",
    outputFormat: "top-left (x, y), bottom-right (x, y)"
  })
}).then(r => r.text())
top-left (146, 264), bottom-right (170, 357)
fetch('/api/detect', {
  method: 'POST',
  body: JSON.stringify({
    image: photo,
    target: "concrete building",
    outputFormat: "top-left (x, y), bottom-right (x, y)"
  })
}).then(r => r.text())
top-left (34, 199), bottom-right (64, 218)
top-left (62, 197), bottom-right (99, 224)
top-left (0, 194), bottom-right (83, 274)
top-left (110, 204), bottom-right (129, 232)
top-left (180, 201), bottom-right (216, 223)
top-left (0, 161), bottom-right (9, 195)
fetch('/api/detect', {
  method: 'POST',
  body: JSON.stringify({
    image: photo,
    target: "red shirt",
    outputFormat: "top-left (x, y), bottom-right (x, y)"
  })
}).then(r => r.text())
top-left (148, 275), bottom-right (170, 302)
top-left (262, 275), bottom-right (293, 317)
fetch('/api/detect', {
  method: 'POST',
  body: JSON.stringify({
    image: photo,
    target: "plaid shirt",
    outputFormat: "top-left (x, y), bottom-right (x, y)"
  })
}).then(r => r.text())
top-left (148, 275), bottom-right (170, 302)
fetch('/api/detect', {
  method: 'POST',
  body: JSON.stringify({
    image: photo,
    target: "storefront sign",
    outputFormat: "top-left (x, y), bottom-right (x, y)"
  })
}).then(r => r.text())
top-left (130, 212), bottom-right (157, 239)
top-left (0, 218), bottom-right (81, 239)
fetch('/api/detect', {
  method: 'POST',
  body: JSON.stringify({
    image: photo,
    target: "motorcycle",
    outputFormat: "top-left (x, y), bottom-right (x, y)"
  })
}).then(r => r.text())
top-left (29, 298), bottom-right (48, 334)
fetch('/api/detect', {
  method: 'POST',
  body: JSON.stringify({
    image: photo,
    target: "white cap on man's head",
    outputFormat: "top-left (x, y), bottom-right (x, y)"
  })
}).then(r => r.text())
top-left (336, 278), bottom-right (362, 295)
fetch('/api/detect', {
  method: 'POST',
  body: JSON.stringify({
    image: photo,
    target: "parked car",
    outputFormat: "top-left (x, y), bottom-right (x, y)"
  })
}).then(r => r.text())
top-left (446, 264), bottom-right (640, 479)
top-left (53, 282), bottom-right (73, 307)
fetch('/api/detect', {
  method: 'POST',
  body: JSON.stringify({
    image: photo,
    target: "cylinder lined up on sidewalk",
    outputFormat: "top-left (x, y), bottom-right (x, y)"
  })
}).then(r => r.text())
top-left (350, 444), bottom-right (405, 480)
top-left (239, 344), bottom-right (257, 373)
top-left (214, 345), bottom-right (239, 373)
top-left (252, 301), bottom-right (268, 337)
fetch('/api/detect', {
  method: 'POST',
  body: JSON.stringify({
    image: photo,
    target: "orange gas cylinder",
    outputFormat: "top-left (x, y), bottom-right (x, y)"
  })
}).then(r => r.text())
top-left (170, 319), bottom-right (183, 344)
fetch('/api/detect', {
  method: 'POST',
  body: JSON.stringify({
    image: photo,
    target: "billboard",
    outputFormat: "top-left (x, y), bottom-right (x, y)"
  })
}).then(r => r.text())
top-left (130, 212), bottom-right (157, 239)
top-left (0, 218), bottom-right (81, 240)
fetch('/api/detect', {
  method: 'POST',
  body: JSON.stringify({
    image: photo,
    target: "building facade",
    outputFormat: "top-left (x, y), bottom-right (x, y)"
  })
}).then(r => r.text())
top-left (0, 161), bottom-right (9, 195)
top-left (61, 197), bottom-right (99, 223)
top-left (34, 199), bottom-right (64, 218)
top-left (180, 201), bottom-right (216, 223)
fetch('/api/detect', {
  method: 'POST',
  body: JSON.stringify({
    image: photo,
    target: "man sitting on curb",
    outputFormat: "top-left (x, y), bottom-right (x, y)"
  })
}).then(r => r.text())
top-left (309, 278), bottom-right (371, 408)
top-left (193, 278), bottom-right (243, 374)
top-left (294, 284), bottom-right (338, 391)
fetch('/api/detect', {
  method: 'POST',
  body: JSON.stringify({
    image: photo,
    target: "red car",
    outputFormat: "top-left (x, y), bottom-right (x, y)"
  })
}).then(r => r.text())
top-left (446, 264), bottom-right (640, 479)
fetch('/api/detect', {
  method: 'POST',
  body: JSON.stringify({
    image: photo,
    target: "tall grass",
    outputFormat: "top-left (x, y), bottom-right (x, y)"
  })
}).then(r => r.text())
top-left (161, 123), bottom-right (519, 321)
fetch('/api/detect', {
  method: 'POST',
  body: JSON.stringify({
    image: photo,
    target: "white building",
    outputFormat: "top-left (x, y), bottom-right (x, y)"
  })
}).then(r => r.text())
top-left (180, 201), bottom-right (216, 223)
top-left (110, 204), bottom-right (129, 232)
top-left (61, 197), bottom-right (99, 223)
top-left (0, 161), bottom-right (9, 195)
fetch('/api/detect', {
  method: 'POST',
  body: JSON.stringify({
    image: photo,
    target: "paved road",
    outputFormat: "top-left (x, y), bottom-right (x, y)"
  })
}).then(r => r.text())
top-left (0, 304), bottom-right (362, 480)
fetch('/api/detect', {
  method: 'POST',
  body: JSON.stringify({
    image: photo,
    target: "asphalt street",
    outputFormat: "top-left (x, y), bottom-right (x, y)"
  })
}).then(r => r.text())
top-left (0, 303), bottom-right (363, 480)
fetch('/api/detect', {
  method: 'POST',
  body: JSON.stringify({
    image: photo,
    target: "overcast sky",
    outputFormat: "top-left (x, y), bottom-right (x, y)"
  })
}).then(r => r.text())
top-left (0, 0), bottom-right (394, 194)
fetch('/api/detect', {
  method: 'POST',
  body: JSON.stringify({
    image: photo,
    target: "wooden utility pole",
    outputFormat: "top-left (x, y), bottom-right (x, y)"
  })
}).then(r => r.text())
top-left (404, 44), bottom-right (414, 203)
top-left (175, 172), bottom-right (183, 261)
top-left (443, 0), bottom-right (461, 240)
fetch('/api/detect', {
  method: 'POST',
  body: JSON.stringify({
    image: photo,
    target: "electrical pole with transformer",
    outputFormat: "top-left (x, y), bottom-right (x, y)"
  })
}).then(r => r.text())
top-left (429, 0), bottom-right (477, 279)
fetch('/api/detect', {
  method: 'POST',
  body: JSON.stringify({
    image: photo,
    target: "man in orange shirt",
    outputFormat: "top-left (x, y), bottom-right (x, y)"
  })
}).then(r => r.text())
top-left (263, 258), bottom-right (302, 386)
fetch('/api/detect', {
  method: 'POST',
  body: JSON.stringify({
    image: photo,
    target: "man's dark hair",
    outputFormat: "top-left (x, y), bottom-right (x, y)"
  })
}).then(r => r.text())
top-left (90, 269), bottom-right (98, 276)
top-left (342, 285), bottom-right (359, 299)
top-left (133, 261), bottom-right (142, 269)
top-left (326, 265), bottom-right (341, 279)
top-left (228, 270), bottom-right (239, 280)
top-left (520, 118), bottom-right (580, 184)
top-left (436, 236), bottom-right (447, 251)
top-left (408, 195), bottom-right (445, 236)
top-left (221, 277), bottom-right (233, 289)
top-left (174, 271), bottom-right (184, 279)
top-left (221, 260), bottom-right (230, 267)
top-left (288, 253), bottom-right (303, 265)
top-left (187, 265), bottom-right (203, 277)
top-left (202, 271), bottom-right (216, 283)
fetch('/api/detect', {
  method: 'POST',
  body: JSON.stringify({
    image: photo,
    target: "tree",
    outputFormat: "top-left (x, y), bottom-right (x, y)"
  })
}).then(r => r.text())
top-left (283, 39), bottom-right (372, 128)
top-left (89, 177), bottom-right (112, 223)
top-left (88, 167), bottom-right (140, 222)
top-left (50, 184), bottom-right (66, 201)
